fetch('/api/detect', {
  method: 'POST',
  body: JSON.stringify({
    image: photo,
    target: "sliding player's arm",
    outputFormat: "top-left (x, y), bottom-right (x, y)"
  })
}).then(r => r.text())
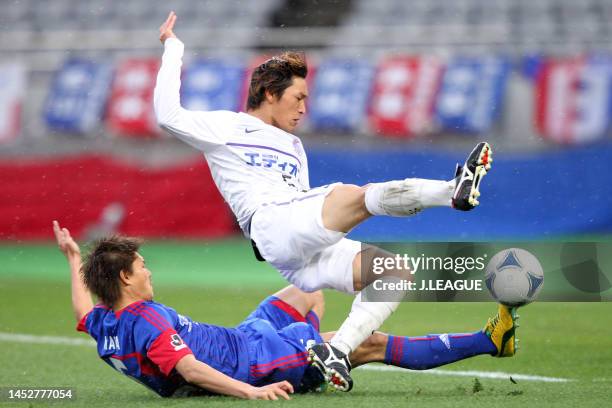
top-left (141, 314), bottom-right (294, 401)
top-left (154, 11), bottom-right (224, 151)
top-left (53, 220), bottom-right (93, 322)
top-left (175, 355), bottom-right (294, 400)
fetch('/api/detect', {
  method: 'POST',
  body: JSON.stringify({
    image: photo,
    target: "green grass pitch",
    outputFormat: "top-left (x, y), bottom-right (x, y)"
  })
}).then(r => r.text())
top-left (0, 239), bottom-right (611, 407)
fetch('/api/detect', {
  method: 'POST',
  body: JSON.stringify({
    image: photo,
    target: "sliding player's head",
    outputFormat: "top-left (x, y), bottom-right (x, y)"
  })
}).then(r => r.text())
top-left (82, 236), bottom-right (153, 308)
top-left (247, 51), bottom-right (308, 132)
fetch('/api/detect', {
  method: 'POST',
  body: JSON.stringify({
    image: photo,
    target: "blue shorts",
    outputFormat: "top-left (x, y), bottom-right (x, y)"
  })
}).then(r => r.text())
top-left (236, 296), bottom-right (324, 392)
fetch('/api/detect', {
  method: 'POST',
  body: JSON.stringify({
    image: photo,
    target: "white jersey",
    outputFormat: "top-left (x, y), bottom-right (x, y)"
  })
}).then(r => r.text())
top-left (154, 38), bottom-right (310, 233)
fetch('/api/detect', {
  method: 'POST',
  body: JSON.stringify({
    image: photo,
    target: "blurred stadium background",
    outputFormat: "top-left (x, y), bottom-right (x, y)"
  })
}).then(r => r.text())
top-left (1, 0), bottom-right (612, 241)
top-left (1, 1), bottom-right (611, 406)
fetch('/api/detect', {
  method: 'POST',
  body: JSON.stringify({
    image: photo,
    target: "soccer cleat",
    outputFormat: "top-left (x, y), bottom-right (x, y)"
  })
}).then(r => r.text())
top-left (452, 142), bottom-right (493, 211)
top-left (307, 343), bottom-right (353, 392)
top-left (483, 304), bottom-right (519, 357)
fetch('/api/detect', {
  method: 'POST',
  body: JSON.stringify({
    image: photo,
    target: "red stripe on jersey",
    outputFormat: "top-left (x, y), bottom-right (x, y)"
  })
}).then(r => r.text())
top-left (306, 311), bottom-right (320, 331)
top-left (250, 351), bottom-right (307, 369)
top-left (115, 300), bottom-right (145, 318)
top-left (122, 303), bottom-right (171, 332)
top-left (391, 336), bottom-right (400, 365)
top-left (128, 303), bottom-right (172, 331)
top-left (110, 352), bottom-right (161, 377)
top-left (270, 299), bottom-right (306, 323)
top-left (275, 359), bottom-right (310, 372)
top-left (125, 309), bottom-right (164, 332)
top-left (128, 304), bottom-right (171, 331)
top-left (253, 359), bottom-right (311, 377)
top-left (140, 307), bottom-right (172, 331)
top-left (251, 353), bottom-right (308, 370)
top-left (450, 334), bottom-right (473, 339)
top-left (408, 336), bottom-right (437, 342)
top-left (250, 354), bottom-right (309, 377)
top-left (111, 351), bottom-right (141, 360)
top-left (395, 337), bottom-right (404, 365)
top-left (250, 356), bottom-right (308, 375)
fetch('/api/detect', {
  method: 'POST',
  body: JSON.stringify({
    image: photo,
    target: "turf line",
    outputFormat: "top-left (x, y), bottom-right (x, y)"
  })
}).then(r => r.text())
top-left (358, 365), bottom-right (571, 383)
top-left (0, 331), bottom-right (96, 347)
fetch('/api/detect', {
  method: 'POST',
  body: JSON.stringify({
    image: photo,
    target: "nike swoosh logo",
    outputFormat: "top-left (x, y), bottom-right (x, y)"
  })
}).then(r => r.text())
top-left (245, 128), bottom-right (261, 134)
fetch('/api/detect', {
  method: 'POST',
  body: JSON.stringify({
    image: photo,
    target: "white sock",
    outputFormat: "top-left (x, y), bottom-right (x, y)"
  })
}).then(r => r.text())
top-left (418, 179), bottom-right (455, 207)
top-left (329, 291), bottom-right (400, 355)
top-left (364, 178), bottom-right (454, 217)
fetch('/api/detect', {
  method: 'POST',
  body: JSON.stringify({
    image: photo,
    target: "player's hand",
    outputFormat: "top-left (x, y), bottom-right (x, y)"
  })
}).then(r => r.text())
top-left (159, 11), bottom-right (178, 44)
top-left (53, 220), bottom-right (81, 259)
top-left (245, 381), bottom-right (294, 400)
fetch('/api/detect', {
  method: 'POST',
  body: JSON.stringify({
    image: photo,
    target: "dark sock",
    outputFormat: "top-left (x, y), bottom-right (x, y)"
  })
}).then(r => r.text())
top-left (383, 331), bottom-right (497, 370)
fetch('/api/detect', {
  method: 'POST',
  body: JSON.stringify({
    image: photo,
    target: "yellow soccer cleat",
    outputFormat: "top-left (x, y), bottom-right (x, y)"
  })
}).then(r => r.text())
top-left (483, 304), bottom-right (519, 357)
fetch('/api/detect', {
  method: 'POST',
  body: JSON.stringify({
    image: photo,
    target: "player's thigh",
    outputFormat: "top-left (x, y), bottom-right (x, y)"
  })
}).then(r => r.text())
top-left (238, 295), bottom-right (319, 331)
top-left (250, 184), bottom-right (345, 271)
top-left (354, 244), bottom-right (409, 290)
top-left (272, 286), bottom-right (324, 321)
top-left (289, 238), bottom-right (362, 293)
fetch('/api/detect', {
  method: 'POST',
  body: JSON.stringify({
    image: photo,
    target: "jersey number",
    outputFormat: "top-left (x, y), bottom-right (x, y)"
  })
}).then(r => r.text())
top-left (170, 334), bottom-right (187, 351)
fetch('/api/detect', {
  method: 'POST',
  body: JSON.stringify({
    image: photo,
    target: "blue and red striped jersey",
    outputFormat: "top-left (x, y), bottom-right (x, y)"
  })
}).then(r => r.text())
top-left (77, 300), bottom-right (250, 397)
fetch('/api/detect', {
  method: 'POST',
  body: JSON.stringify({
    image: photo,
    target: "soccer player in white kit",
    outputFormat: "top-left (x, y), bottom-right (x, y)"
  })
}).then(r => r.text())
top-left (154, 12), bottom-right (493, 391)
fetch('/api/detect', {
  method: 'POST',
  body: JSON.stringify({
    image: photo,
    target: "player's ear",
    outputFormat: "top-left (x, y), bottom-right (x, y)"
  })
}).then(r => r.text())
top-left (118, 269), bottom-right (132, 286)
top-left (264, 89), bottom-right (276, 104)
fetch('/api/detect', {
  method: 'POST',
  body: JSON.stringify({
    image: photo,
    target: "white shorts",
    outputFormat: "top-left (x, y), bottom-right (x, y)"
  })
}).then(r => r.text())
top-left (250, 183), bottom-right (362, 294)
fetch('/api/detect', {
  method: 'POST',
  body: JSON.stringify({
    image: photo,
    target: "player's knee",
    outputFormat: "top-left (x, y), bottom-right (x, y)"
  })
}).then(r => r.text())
top-left (309, 290), bottom-right (324, 307)
top-left (331, 184), bottom-right (366, 205)
top-left (308, 290), bottom-right (325, 318)
top-left (324, 184), bottom-right (369, 232)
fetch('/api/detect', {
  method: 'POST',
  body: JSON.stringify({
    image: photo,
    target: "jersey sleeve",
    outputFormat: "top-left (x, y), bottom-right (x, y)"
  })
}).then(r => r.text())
top-left (147, 328), bottom-right (193, 376)
top-left (76, 309), bottom-right (92, 333)
top-left (133, 303), bottom-right (194, 376)
top-left (154, 38), bottom-right (234, 151)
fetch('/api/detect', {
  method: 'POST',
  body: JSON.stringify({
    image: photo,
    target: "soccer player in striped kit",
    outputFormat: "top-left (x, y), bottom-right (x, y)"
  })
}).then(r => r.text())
top-left (154, 12), bottom-right (496, 391)
top-left (55, 220), bottom-right (518, 399)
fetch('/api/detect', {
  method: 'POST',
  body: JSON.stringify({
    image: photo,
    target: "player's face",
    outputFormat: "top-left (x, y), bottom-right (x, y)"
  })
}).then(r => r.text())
top-left (130, 253), bottom-right (154, 301)
top-left (270, 76), bottom-right (308, 133)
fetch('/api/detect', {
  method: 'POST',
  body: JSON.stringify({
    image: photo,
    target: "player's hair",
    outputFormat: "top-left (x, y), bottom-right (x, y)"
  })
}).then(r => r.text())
top-left (82, 236), bottom-right (143, 307)
top-left (246, 51), bottom-right (307, 110)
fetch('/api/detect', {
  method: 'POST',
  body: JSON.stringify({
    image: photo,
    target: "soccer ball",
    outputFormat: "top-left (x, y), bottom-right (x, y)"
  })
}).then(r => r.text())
top-left (484, 248), bottom-right (544, 307)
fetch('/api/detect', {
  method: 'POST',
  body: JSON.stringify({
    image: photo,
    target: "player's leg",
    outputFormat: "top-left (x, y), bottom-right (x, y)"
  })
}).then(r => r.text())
top-left (240, 285), bottom-right (324, 332)
top-left (325, 244), bottom-right (410, 352)
top-left (270, 285), bottom-right (324, 330)
top-left (350, 331), bottom-right (497, 369)
top-left (321, 142), bottom-right (493, 233)
top-left (309, 143), bottom-right (494, 390)
top-left (320, 304), bottom-right (518, 372)
top-left (322, 179), bottom-right (452, 232)
top-left (238, 288), bottom-right (328, 392)
top-left (307, 244), bottom-right (409, 391)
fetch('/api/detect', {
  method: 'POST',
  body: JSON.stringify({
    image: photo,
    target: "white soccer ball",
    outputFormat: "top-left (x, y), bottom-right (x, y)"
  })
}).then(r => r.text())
top-left (484, 248), bottom-right (544, 307)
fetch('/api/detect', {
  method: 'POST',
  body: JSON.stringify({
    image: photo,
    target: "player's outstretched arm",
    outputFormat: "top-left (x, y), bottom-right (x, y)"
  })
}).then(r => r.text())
top-left (175, 355), bottom-right (294, 400)
top-left (154, 11), bottom-right (184, 129)
top-left (53, 221), bottom-right (93, 322)
top-left (154, 12), bottom-right (222, 151)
